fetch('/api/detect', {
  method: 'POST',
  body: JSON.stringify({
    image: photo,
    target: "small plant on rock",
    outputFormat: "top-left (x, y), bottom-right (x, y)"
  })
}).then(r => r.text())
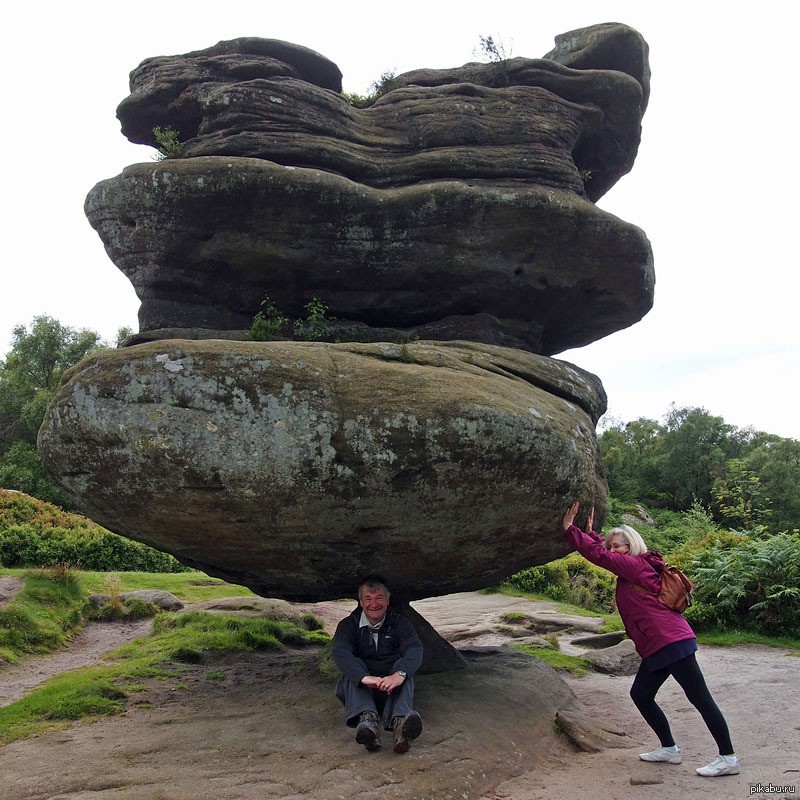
top-left (473, 34), bottom-right (514, 87)
top-left (251, 296), bottom-right (290, 341)
top-left (293, 298), bottom-right (333, 341)
top-left (343, 69), bottom-right (397, 108)
top-left (152, 125), bottom-right (183, 160)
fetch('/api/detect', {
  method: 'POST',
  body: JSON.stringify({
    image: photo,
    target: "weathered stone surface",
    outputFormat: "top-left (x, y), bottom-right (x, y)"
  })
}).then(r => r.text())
top-left (87, 589), bottom-right (183, 611)
top-left (117, 26), bottom-right (647, 201)
top-left (581, 639), bottom-right (641, 676)
top-left (85, 158), bottom-right (653, 354)
top-left (118, 38), bottom-right (343, 145)
top-left (556, 708), bottom-right (634, 752)
top-left (38, 339), bottom-right (607, 603)
top-left (544, 22), bottom-right (651, 112)
top-left (569, 630), bottom-right (627, 649)
top-left (192, 596), bottom-right (306, 622)
top-left (86, 23), bottom-right (654, 354)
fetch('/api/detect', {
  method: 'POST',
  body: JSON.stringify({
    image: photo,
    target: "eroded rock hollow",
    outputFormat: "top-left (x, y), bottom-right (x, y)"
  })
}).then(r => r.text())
top-left (40, 23), bottom-right (653, 605)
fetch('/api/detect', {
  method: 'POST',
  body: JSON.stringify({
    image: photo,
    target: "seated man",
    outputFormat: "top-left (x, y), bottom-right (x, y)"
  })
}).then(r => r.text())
top-left (332, 575), bottom-right (424, 753)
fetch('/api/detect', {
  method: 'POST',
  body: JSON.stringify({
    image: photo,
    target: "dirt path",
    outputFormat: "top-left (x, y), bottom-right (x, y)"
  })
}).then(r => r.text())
top-left (1, 583), bottom-right (799, 799)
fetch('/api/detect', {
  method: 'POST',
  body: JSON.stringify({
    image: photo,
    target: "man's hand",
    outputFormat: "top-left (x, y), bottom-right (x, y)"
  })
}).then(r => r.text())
top-left (361, 672), bottom-right (407, 694)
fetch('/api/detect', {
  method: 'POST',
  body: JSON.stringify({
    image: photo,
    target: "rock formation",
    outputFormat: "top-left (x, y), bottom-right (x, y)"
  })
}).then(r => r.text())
top-left (85, 24), bottom-right (653, 354)
top-left (40, 23), bottom-right (654, 611)
top-left (39, 339), bottom-right (605, 602)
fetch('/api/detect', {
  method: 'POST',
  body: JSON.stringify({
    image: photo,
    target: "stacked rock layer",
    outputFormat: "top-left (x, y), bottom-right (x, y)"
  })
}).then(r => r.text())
top-left (40, 23), bottom-right (653, 602)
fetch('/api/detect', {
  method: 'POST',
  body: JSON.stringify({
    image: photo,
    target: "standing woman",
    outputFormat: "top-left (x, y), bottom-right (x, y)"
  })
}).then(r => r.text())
top-left (561, 501), bottom-right (740, 777)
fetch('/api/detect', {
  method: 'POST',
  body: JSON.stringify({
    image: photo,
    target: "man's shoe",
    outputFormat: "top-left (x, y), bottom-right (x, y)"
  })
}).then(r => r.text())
top-left (696, 754), bottom-right (741, 776)
top-left (392, 711), bottom-right (423, 754)
top-left (355, 711), bottom-right (382, 751)
top-left (639, 745), bottom-right (682, 764)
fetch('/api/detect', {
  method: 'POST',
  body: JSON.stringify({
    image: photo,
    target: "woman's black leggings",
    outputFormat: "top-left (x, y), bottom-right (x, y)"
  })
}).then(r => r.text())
top-left (629, 653), bottom-right (734, 754)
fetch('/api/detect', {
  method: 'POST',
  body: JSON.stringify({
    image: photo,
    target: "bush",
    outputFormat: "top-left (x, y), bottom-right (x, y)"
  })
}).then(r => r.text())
top-left (0, 490), bottom-right (188, 572)
top-left (0, 522), bottom-right (188, 572)
top-left (505, 553), bottom-right (616, 613)
top-left (690, 532), bottom-right (800, 636)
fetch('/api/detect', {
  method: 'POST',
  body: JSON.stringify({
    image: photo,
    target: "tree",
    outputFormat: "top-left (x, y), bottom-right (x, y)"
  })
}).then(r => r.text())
top-left (0, 316), bottom-right (103, 446)
top-left (0, 316), bottom-right (110, 505)
top-left (599, 416), bottom-right (663, 502)
top-left (711, 458), bottom-right (773, 530)
top-left (656, 406), bottom-right (739, 509)
top-left (744, 437), bottom-right (800, 532)
top-left (599, 403), bottom-right (799, 532)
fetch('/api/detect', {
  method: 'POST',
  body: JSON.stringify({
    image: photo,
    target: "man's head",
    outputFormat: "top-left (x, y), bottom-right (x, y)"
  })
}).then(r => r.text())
top-left (358, 575), bottom-right (390, 625)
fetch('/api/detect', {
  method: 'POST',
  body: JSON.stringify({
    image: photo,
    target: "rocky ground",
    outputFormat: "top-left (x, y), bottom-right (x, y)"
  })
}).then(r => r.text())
top-left (1, 579), bottom-right (798, 799)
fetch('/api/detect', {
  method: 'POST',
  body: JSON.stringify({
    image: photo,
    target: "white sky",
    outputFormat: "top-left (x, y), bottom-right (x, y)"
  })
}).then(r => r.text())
top-left (2, 1), bottom-right (797, 439)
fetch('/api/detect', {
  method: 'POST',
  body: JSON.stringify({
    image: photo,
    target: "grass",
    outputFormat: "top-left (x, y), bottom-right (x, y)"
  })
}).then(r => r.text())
top-left (76, 570), bottom-right (256, 602)
top-left (514, 644), bottom-right (591, 676)
top-left (0, 567), bottom-right (85, 664)
top-left (0, 606), bottom-right (330, 745)
top-left (0, 567), bottom-right (329, 745)
top-left (3, 567), bottom-right (799, 745)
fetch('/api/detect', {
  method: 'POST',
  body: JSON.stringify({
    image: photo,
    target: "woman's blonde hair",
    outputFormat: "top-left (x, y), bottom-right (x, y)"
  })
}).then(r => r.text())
top-left (604, 524), bottom-right (648, 556)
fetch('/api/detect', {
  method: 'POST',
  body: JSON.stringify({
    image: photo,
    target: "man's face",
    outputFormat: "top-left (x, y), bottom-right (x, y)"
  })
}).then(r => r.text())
top-left (359, 585), bottom-right (389, 625)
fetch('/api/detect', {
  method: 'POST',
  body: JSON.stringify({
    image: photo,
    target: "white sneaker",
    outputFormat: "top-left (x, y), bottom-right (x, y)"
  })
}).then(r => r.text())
top-left (639, 745), bottom-right (682, 764)
top-left (696, 754), bottom-right (740, 776)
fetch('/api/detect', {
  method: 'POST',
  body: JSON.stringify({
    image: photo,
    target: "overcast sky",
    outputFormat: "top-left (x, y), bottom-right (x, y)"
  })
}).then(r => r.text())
top-left (2, 1), bottom-right (797, 439)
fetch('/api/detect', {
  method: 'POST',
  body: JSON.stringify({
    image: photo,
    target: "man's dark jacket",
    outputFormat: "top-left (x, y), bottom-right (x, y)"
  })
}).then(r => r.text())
top-left (332, 607), bottom-right (423, 684)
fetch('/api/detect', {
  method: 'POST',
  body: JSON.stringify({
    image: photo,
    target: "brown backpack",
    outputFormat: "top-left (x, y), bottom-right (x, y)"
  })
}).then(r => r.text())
top-left (633, 565), bottom-right (695, 613)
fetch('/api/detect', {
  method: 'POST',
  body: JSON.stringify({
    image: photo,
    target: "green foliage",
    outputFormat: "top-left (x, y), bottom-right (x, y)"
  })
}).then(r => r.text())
top-left (0, 490), bottom-right (188, 572)
top-left (711, 458), bottom-right (772, 529)
top-left (514, 644), bottom-right (590, 676)
top-left (0, 669), bottom-right (129, 743)
top-left (0, 315), bottom-right (104, 446)
top-left (0, 580), bottom-right (329, 744)
top-left (293, 298), bottom-right (333, 341)
top-left (598, 405), bottom-right (798, 534)
top-left (504, 553), bottom-right (616, 613)
top-left (250, 296), bottom-right (333, 342)
top-left (250, 296), bottom-right (289, 340)
top-left (0, 443), bottom-right (71, 506)
top-left (690, 532), bottom-right (800, 636)
top-left (343, 70), bottom-right (397, 108)
top-left (83, 574), bottom-right (160, 622)
top-left (644, 503), bottom-right (719, 558)
top-left (152, 125), bottom-right (183, 159)
top-left (76, 570), bottom-right (253, 602)
top-left (0, 316), bottom-right (109, 506)
top-left (0, 568), bottom-right (85, 664)
top-left (743, 437), bottom-right (800, 533)
top-left (115, 326), bottom-right (134, 347)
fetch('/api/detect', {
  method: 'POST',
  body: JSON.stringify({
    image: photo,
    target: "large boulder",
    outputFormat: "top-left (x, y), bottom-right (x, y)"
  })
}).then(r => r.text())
top-left (38, 339), bottom-right (607, 602)
top-left (85, 23), bottom-right (654, 353)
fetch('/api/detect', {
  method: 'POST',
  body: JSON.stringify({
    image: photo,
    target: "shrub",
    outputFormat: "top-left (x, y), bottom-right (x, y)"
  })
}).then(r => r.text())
top-left (690, 532), bottom-right (800, 636)
top-left (250, 296), bottom-right (289, 341)
top-left (504, 553), bottom-right (616, 613)
top-left (152, 126), bottom-right (183, 159)
top-left (0, 522), bottom-right (188, 572)
top-left (293, 298), bottom-right (333, 341)
top-left (343, 70), bottom-right (397, 108)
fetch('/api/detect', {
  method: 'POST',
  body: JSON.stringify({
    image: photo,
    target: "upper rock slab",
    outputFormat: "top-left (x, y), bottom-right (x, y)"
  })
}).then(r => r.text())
top-left (117, 25), bottom-right (648, 201)
top-left (89, 24), bottom-right (654, 354)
